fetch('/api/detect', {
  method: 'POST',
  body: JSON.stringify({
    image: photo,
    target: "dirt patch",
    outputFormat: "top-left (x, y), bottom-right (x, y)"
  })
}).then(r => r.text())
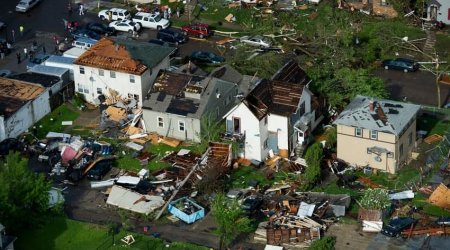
top-left (327, 223), bottom-right (375, 250)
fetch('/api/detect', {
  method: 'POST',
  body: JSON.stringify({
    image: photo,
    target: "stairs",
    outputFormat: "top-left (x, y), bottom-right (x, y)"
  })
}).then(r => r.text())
top-left (423, 29), bottom-right (436, 55)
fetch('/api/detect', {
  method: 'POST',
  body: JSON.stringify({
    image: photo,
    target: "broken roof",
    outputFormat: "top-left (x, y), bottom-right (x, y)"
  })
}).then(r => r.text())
top-left (9, 72), bottom-right (61, 88)
top-left (106, 185), bottom-right (164, 215)
top-left (271, 59), bottom-right (310, 85)
top-left (243, 79), bottom-right (303, 120)
top-left (142, 70), bottom-right (235, 119)
top-left (333, 95), bottom-right (421, 136)
top-left (0, 77), bottom-right (46, 118)
top-left (74, 37), bottom-right (175, 75)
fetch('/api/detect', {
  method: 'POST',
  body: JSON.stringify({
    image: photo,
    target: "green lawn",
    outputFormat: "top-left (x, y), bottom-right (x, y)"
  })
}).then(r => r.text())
top-left (33, 104), bottom-right (80, 139)
top-left (417, 115), bottom-right (450, 136)
top-left (15, 216), bottom-right (207, 250)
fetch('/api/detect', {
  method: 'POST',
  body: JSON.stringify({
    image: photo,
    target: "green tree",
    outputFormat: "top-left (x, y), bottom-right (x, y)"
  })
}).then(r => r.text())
top-left (325, 127), bottom-right (337, 150)
top-left (303, 143), bottom-right (324, 189)
top-left (211, 193), bottom-right (253, 250)
top-left (309, 235), bottom-right (336, 250)
top-left (360, 188), bottom-right (391, 210)
top-left (0, 152), bottom-right (51, 232)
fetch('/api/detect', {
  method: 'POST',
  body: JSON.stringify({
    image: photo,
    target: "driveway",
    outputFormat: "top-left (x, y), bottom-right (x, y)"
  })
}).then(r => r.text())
top-left (374, 69), bottom-right (450, 107)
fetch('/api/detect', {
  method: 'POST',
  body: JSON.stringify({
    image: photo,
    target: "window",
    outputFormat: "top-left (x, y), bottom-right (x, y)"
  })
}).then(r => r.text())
top-left (157, 117), bottom-right (164, 128)
top-left (387, 152), bottom-right (394, 158)
top-left (83, 87), bottom-right (89, 94)
top-left (381, 0), bottom-right (389, 6)
top-left (128, 93), bottom-right (139, 101)
top-left (79, 66), bottom-right (85, 74)
top-left (370, 130), bottom-right (378, 140)
top-left (178, 121), bottom-right (185, 132)
top-left (400, 143), bottom-right (404, 157)
top-left (97, 88), bottom-right (102, 94)
top-left (98, 69), bottom-right (104, 76)
top-left (299, 102), bottom-right (305, 116)
top-left (264, 116), bottom-right (268, 125)
top-left (408, 132), bottom-right (413, 145)
top-left (110, 71), bottom-right (116, 78)
top-left (355, 127), bottom-right (362, 137)
top-left (264, 138), bottom-right (268, 149)
top-left (129, 75), bottom-right (135, 83)
top-left (77, 84), bottom-right (83, 93)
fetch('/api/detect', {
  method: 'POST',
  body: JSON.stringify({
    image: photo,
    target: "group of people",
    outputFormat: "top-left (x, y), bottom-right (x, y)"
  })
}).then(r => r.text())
top-left (63, 19), bottom-right (79, 32)
top-left (67, 2), bottom-right (84, 16)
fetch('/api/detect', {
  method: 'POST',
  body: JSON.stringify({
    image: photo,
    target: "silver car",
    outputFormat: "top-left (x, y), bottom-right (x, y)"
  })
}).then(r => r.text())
top-left (16, 0), bottom-right (41, 13)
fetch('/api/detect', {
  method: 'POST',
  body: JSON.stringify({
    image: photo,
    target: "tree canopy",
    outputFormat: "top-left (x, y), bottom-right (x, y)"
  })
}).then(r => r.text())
top-left (303, 143), bottom-right (324, 190)
top-left (211, 193), bottom-right (253, 250)
top-left (0, 152), bottom-right (51, 232)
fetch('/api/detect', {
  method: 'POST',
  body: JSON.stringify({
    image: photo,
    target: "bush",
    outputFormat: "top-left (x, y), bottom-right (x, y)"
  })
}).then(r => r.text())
top-left (309, 236), bottom-right (336, 250)
top-left (360, 188), bottom-right (390, 210)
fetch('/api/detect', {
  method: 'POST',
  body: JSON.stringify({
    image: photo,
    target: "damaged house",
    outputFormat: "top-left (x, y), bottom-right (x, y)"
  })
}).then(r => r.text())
top-left (224, 60), bottom-right (323, 162)
top-left (340, 0), bottom-right (398, 18)
top-left (73, 37), bottom-right (175, 106)
top-left (0, 77), bottom-right (51, 142)
top-left (425, 0), bottom-right (450, 25)
top-left (334, 95), bottom-right (421, 174)
top-left (141, 65), bottom-right (255, 143)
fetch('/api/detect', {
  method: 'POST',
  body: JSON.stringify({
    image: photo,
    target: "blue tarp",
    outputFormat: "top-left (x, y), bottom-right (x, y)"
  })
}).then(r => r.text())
top-left (167, 197), bottom-right (205, 224)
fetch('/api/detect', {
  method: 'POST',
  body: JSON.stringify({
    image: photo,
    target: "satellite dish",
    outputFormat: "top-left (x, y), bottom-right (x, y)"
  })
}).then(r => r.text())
top-left (374, 156), bottom-right (382, 162)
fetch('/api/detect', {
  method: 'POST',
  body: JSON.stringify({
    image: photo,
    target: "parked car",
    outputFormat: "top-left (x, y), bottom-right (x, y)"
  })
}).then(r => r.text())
top-left (72, 37), bottom-right (97, 50)
top-left (436, 217), bottom-right (450, 226)
top-left (71, 28), bottom-right (101, 41)
top-left (226, 188), bottom-right (244, 199)
top-left (382, 58), bottom-right (420, 72)
top-left (15, 0), bottom-right (41, 13)
top-left (241, 195), bottom-right (262, 213)
top-left (381, 217), bottom-right (416, 237)
top-left (148, 39), bottom-right (178, 57)
top-left (157, 28), bottom-right (187, 45)
top-left (85, 22), bottom-right (116, 36)
top-left (132, 12), bottom-right (170, 30)
top-left (0, 21), bottom-right (6, 30)
top-left (98, 8), bottom-right (131, 21)
top-left (109, 20), bottom-right (141, 33)
top-left (26, 54), bottom-right (49, 70)
top-left (86, 159), bottom-right (114, 180)
top-left (190, 51), bottom-right (225, 64)
top-left (240, 35), bottom-right (271, 48)
top-left (181, 23), bottom-right (212, 39)
top-left (0, 69), bottom-right (12, 77)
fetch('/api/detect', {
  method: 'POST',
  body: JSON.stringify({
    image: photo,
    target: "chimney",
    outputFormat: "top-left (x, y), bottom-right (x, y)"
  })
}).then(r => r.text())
top-left (369, 100), bottom-right (374, 112)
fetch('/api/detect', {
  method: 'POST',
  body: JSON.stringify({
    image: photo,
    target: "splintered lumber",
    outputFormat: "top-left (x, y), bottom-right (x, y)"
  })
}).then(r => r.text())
top-left (160, 137), bottom-right (181, 148)
top-left (401, 227), bottom-right (449, 237)
top-left (424, 134), bottom-right (443, 144)
top-left (358, 176), bottom-right (384, 188)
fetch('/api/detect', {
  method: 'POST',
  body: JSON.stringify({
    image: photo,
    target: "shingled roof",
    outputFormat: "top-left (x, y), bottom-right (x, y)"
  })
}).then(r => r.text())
top-left (333, 95), bottom-right (421, 136)
top-left (74, 37), bottom-right (174, 75)
top-left (243, 79), bottom-right (303, 120)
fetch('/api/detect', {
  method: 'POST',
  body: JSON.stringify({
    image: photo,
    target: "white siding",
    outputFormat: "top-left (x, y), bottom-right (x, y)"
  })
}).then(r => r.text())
top-left (267, 114), bottom-right (289, 151)
top-left (0, 116), bottom-right (5, 142)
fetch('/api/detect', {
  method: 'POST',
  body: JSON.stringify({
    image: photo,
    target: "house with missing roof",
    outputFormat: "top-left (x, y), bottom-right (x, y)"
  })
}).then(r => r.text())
top-left (141, 65), bottom-right (256, 143)
top-left (73, 37), bottom-right (175, 106)
top-left (223, 60), bottom-right (323, 162)
top-left (334, 95), bottom-right (421, 174)
top-left (0, 77), bottom-right (51, 142)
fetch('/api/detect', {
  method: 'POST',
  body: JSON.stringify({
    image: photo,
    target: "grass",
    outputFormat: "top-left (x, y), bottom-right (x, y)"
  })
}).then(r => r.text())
top-left (412, 193), bottom-right (450, 217)
top-left (33, 104), bottom-right (80, 139)
top-left (417, 115), bottom-right (450, 136)
top-left (116, 153), bottom-right (142, 172)
top-left (15, 216), bottom-right (208, 250)
top-left (356, 166), bottom-right (421, 190)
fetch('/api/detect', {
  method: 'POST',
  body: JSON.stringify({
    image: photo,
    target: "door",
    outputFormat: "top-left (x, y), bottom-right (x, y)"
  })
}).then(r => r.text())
top-left (233, 117), bottom-right (240, 134)
top-left (430, 5), bottom-right (438, 20)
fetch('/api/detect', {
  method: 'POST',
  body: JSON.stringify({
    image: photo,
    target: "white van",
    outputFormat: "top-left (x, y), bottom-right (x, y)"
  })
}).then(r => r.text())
top-left (16, 0), bottom-right (41, 13)
top-left (72, 38), bottom-right (97, 50)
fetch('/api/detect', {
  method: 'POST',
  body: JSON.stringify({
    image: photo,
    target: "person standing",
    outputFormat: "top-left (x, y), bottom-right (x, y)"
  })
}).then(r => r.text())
top-left (79, 3), bottom-right (84, 15)
top-left (16, 52), bottom-right (21, 64)
top-left (23, 47), bottom-right (28, 59)
top-left (176, 7), bottom-right (180, 18)
top-left (63, 19), bottom-right (68, 30)
top-left (163, 9), bottom-right (168, 19)
top-left (167, 7), bottom-right (172, 19)
top-left (19, 26), bottom-right (24, 37)
top-left (11, 29), bottom-right (15, 43)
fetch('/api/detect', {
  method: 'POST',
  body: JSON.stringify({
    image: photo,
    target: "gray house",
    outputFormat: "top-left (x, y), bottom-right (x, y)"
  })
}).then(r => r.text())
top-left (141, 66), bottom-right (255, 142)
top-left (427, 0), bottom-right (450, 24)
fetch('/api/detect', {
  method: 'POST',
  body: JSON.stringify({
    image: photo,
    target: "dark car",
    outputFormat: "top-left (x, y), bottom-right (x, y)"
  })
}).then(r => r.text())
top-left (241, 195), bottom-right (262, 213)
top-left (156, 28), bottom-right (187, 45)
top-left (148, 39), bottom-right (178, 57)
top-left (71, 28), bottom-right (101, 41)
top-left (181, 23), bottom-right (212, 39)
top-left (86, 159), bottom-right (113, 180)
top-left (26, 53), bottom-right (49, 69)
top-left (86, 22), bottom-right (116, 36)
top-left (382, 58), bottom-right (420, 72)
top-left (190, 51), bottom-right (225, 64)
top-left (381, 217), bottom-right (416, 237)
top-left (436, 217), bottom-right (450, 226)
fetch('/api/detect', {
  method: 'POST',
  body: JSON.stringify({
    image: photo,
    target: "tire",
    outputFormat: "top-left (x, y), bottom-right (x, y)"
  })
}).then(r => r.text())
top-left (384, 65), bottom-right (389, 70)
top-left (403, 68), bottom-right (408, 73)
top-left (183, 31), bottom-right (188, 36)
top-left (128, 30), bottom-right (133, 34)
top-left (199, 34), bottom-right (204, 39)
top-left (157, 26), bottom-right (162, 30)
top-left (100, 16), bottom-right (106, 21)
top-left (175, 41), bottom-right (179, 46)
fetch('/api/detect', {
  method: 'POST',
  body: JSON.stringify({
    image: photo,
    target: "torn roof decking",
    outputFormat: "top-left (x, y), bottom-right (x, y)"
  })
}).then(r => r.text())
top-left (74, 38), bottom-right (175, 75)
top-left (0, 77), bottom-right (46, 117)
top-left (151, 71), bottom-right (203, 96)
top-left (272, 59), bottom-right (310, 85)
top-left (244, 79), bottom-right (303, 120)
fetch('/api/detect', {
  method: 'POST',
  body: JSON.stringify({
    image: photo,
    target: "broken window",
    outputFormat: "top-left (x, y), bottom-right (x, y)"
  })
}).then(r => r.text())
top-left (355, 127), bottom-right (362, 137)
top-left (79, 66), bottom-right (85, 74)
top-left (97, 88), bottom-right (102, 94)
top-left (370, 130), bottom-right (378, 140)
top-left (110, 71), bottom-right (116, 78)
top-left (178, 121), bottom-right (185, 132)
top-left (157, 117), bottom-right (164, 128)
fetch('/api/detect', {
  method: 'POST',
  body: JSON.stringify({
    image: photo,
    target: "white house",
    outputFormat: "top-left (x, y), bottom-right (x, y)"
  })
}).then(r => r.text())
top-left (0, 77), bottom-right (51, 142)
top-left (73, 37), bottom-right (175, 106)
top-left (224, 60), bottom-right (323, 162)
top-left (426, 0), bottom-right (450, 24)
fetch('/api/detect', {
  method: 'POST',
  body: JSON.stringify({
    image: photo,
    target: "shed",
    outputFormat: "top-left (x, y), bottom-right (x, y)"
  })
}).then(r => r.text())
top-left (43, 55), bottom-right (75, 80)
top-left (168, 197), bottom-right (205, 224)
